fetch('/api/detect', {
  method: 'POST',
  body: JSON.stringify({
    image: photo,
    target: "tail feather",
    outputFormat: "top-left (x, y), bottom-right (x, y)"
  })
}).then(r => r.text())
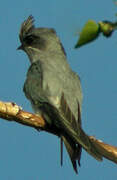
top-left (42, 92), bottom-right (117, 173)
top-left (62, 135), bottom-right (82, 173)
top-left (60, 93), bottom-right (117, 164)
top-left (59, 93), bottom-right (103, 162)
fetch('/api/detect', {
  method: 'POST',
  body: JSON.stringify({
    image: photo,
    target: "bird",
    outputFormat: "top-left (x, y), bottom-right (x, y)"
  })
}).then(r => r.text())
top-left (17, 15), bottom-right (116, 174)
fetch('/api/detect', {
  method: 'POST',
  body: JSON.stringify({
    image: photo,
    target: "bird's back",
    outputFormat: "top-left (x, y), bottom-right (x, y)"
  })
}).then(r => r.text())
top-left (39, 53), bottom-right (83, 122)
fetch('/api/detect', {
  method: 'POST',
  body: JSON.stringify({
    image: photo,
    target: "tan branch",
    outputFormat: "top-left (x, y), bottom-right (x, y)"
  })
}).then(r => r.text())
top-left (0, 100), bottom-right (117, 163)
top-left (0, 101), bottom-right (45, 129)
top-left (89, 136), bottom-right (117, 163)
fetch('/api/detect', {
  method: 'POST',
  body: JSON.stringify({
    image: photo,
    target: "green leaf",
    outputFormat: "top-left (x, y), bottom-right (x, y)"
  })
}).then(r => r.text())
top-left (75, 20), bottom-right (100, 48)
top-left (98, 21), bottom-right (115, 37)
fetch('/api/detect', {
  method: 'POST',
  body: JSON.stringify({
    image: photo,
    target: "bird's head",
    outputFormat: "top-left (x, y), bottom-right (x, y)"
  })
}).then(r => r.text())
top-left (18, 15), bottom-right (66, 63)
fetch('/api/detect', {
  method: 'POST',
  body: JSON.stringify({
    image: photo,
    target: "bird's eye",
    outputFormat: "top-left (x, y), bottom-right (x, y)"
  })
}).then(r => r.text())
top-left (24, 35), bottom-right (35, 45)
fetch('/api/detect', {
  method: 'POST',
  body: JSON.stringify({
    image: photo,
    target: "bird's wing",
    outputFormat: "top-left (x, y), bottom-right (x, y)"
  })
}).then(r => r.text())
top-left (23, 60), bottom-right (83, 172)
top-left (24, 61), bottom-right (117, 172)
top-left (58, 93), bottom-right (102, 160)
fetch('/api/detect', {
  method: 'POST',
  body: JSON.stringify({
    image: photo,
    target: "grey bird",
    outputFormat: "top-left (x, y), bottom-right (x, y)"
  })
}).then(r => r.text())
top-left (18, 16), bottom-right (114, 173)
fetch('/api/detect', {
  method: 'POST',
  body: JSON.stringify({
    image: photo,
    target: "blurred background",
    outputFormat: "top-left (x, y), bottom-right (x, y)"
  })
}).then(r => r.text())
top-left (0, 0), bottom-right (117, 179)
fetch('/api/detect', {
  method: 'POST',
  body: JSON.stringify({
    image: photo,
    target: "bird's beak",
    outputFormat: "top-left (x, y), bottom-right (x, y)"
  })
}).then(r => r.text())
top-left (17, 44), bottom-right (24, 50)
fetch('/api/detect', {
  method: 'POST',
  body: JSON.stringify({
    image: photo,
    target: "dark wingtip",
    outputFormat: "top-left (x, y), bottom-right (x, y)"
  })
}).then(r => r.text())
top-left (60, 137), bottom-right (63, 166)
top-left (77, 101), bottom-right (82, 126)
top-left (73, 162), bottom-right (78, 174)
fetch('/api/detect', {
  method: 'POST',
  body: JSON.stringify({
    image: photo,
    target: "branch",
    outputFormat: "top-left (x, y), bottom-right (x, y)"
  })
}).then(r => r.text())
top-left (0, 101), bottom-right (45, 129)
top-left (89, 136), bottom-right (117, 163)
top-left (0, 100), bottom-right (117, 163)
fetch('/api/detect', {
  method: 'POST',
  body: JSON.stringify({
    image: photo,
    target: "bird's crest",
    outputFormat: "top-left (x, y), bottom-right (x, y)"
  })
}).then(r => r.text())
top-left (19, 15), bottom-right (35, 43)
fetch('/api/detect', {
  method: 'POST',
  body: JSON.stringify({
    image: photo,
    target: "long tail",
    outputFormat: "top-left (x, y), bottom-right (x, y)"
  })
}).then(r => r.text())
top-left (61, 135), bottom-right (82, 173)
top-left (58, 93), bottom-right (117, 172)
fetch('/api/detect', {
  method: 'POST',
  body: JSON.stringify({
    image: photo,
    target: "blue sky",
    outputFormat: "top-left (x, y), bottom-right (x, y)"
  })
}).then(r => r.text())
top-left (0, 0), bottom-right (117, 179)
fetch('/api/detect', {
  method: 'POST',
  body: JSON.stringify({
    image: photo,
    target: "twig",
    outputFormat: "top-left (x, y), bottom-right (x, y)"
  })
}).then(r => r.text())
top-left (89, 136), bottom-right (117, 163)
top-left (0, 101), bottom-right (45, 129)
top-left (0, 100), bottom-right (117, 163)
